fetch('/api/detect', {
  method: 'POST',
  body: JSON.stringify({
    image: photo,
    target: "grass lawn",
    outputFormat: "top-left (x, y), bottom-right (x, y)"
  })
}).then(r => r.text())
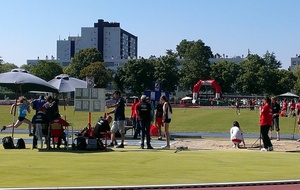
top-left (0, 105), bottom-right (298, 134)
top-left (1, 146), bottom-right (300, 188)
top-left (0, 105), bottom-right (300, 188)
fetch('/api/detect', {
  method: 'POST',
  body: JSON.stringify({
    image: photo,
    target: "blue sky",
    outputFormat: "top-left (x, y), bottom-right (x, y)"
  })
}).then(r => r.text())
top-left (1, 0), bottom-right (299, 69)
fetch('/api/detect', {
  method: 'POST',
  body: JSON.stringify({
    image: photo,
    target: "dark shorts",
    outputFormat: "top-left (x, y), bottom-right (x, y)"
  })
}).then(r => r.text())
top-left (270, 117), bottom-right (280, 131)
top-left (18, 116), bottom-right (25, 122)
top-left (163, 118), bottom-right (171, 124)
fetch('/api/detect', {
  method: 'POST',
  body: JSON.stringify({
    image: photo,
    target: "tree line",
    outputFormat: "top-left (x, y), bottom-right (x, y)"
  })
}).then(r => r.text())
top-left (1, 39), bottom-right (299, 96)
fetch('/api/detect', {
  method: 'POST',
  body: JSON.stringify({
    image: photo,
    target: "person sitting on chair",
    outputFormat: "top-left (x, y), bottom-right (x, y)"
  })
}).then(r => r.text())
top-left (93, 116), bottom-right (113, 139)
top-left (51, 115), bottom-right (69, 149)
top-left (230, 121), bottom-right (245, 148)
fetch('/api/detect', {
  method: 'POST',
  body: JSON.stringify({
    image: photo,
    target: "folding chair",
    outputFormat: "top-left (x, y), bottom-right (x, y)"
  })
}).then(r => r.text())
top-left (50, 123), bottom-right (66, 149)
top-left (99, 132), bottom-right (110, 150)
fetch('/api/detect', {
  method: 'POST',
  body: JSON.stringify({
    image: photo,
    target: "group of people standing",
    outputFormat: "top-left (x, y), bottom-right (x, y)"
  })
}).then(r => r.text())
top-left (128, 93), bottom-right (172, 149)
top-left (1, 94), bottom-right (69, 149)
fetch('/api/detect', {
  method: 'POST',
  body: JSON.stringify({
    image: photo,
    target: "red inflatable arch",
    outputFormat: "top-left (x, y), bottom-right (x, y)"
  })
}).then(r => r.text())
top-left (192, 79), bottom-right (221, 103)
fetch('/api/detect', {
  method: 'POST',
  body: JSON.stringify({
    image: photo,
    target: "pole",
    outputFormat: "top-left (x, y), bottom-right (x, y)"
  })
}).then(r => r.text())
top-left (292, 114), bottom-right (297, 139)
top-left (88, 112), bottom-right (92, 137)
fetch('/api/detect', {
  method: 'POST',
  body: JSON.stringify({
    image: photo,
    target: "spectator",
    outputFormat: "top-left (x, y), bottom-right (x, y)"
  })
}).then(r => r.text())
top-left (51, 115), bottom-right (70, 149)
top-left (289, 99), bottom-right (296, 117)
top-left (31, 107), bottom-right (49, 149)
top-left (31, 95), bottom-right (46, 114)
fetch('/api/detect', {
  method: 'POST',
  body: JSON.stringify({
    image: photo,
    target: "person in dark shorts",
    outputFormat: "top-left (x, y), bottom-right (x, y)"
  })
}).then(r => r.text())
top-left (160, 95), bottom-right (173, 149)
top-left (1, 96), bottom-right (33, 136)
top-left (269, 97), bottom-right (280, 141)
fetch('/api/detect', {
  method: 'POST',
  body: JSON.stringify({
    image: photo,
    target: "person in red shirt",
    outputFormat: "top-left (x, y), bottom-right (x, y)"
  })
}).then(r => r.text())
top-left (131, 97), bottom-right (140, 139)
top-left (296, 100), bottom-right (300, 116)
top-left (133, 98), bottom-right (141, 139)
top-left (289, 99), bottom-right (296, 117)
top-left (260, 97), bottom-right (273, 151)
top-left (51, 116), bottom-right (69, 149)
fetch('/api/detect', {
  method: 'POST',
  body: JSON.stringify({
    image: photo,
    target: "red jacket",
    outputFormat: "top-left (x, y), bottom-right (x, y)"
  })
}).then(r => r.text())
top-left (260, 103), bottom-right (272, 126)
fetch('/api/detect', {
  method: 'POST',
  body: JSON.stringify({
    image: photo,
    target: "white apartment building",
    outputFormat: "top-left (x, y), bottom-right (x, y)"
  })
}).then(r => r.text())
top-left (290, 56), bottom-right (300, 70)
top-left (27, 19), bottom-right (138, 68)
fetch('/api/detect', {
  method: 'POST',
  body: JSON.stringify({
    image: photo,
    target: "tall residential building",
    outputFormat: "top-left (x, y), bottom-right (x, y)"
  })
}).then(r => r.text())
top-left (57, 19), bottom-right (137, 67)
top-left (28, 19), bottom-right (138, 68)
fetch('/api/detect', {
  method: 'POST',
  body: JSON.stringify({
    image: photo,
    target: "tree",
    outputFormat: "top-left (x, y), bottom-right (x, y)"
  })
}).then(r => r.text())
top-left (20, 64), bottom-right (33, 73)
top-left (64, 48), bottom-right (103, 79)
top-left (116, 59), bottom-right (155, 94)
top-left (263, 51), bottom-right (281, 69)
top-left (210, 61), bottom-right (241, 93)
top-left (80, 61), bottom-right (112, 88)
top-left (0, 63), bottom-right (18, 73)
top-left (293, 65), bottom-right (300, 94)
top-left (30, 60), bottom-right (63, 81)
top-left (237, 54), bottom-right (268, 94)
top-left (275, 69), bottom-right (296, 95)
top-left (177, 39), bottom-right (213, 90)
top-left (154, 55), bottom-right (179, 93)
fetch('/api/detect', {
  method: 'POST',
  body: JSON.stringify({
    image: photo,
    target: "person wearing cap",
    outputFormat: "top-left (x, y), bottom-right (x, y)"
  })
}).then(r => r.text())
top-left (137, 95), bottom-right (153, 149)
top-left (106, 91), bottom-right (126, 148)
top-left (260, 97), bottom-right (273, 151)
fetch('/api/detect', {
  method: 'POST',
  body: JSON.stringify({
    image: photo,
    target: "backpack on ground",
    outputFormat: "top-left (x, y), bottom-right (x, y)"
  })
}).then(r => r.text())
top-left (72, 137), bottom-right (87, 150)
top-left (2, 136), bottom-right (15, 149)
top-left (86, 137), bottom-right (98, 150)
top-left (16, 138), bottom-right (26, 149)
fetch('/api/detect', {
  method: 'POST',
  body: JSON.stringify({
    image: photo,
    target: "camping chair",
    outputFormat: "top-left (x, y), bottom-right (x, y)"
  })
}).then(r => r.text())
top-left (33, 123), bottom-right (50, 149)
top-left (99, 132), bottom-right (111, 150)
top-left (50, 123), bottom-right (67, 149)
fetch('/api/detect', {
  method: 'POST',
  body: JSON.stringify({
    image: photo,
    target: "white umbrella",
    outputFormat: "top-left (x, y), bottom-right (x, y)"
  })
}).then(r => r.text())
top-left (278, 92), bottom-right (299, 98)
top-left (0, 70), bottom-right (58, 93)
top-left (48, 74), bottom-right (87, 93)
top-left (48, 74), bottom-right (87, 110)
top-left (181, 96), bottom-right (193, 101)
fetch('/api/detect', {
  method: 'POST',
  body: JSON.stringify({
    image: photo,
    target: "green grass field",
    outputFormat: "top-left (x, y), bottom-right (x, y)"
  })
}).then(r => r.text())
top-left (1, 105), bottom-right (300, 188)
top-left (0, 105), bottom-right (298, 134)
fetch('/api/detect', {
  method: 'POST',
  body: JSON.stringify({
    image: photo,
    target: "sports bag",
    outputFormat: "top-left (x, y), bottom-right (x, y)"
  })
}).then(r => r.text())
top-left (86, 137), bottom-right (98, 150)
top-left (16, 138), bottom-right (26, 149)
top-left (2, 136), bottom-right (15, 149)
top-left (72, 137), bottom-right (87, 150)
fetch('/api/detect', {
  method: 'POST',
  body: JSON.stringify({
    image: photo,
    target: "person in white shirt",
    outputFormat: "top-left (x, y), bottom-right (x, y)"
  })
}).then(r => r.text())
top-left (230, 121), bottom-right (245, 148)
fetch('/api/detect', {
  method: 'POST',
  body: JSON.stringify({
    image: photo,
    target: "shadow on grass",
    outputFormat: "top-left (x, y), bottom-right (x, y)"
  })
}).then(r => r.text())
top-left (37, 148), bottom-right (115, 154)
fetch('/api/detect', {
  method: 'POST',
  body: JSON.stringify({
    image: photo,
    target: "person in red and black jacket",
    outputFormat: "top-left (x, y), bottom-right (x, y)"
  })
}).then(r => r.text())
top-left (260, 97), bottom-right (273, 151)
